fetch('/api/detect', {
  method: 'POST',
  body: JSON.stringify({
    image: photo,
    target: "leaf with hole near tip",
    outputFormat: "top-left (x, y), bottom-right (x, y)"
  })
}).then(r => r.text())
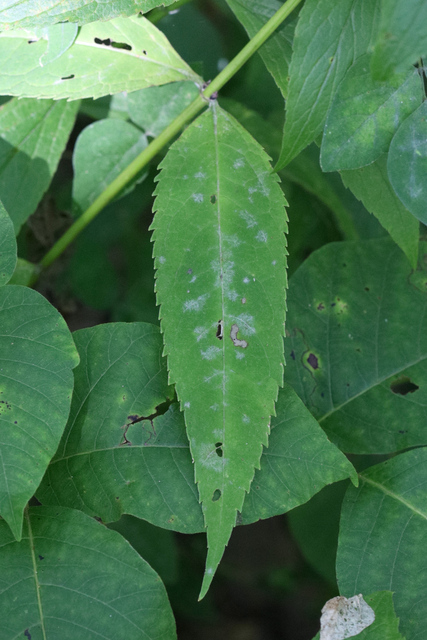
top-left (151, 102), bottom-right (288, 597)
top-left (0, 15), bottom-right (200, 100)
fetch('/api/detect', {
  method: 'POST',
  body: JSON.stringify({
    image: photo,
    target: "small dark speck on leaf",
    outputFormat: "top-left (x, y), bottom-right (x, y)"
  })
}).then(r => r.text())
top-left (321, 392), bottom-right (324, 398)
top-left (210, 194), bottom-right (217, 204)
top-left (187, 268), bottom-right (193, 274)
top-left (38, 555), bottom-right (44, 561)
top-left (61, 74), bottom-right (75, 80)
top-left (331, 302), bottom-right (336, 307)
top-left (143, 50), bottom-right (147, 55)
top-left (399, 430), bottom-right (407, 434)
top-left (307, 353), bottom-right (319, 369)
top-left (27, 40), bottom-right (37, 44)
top-left (290, 350), bottom-right (295, 360)
top-left (24, 630), bottom-right (31, 640)
top-left (317, 303), bottom-right (325, 311)
top-left (390, 376), bottom-right (419, 395)
top-left (127, 414), bottom-right (139, 422)
top-left (365, 287), bottom-right (370, 291)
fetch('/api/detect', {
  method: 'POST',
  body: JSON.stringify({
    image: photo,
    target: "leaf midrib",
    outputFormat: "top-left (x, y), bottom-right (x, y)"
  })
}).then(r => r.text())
top-left (26, 507), bottom-right (47, 640)
top-left (362, 474), bottom-right (427, 521)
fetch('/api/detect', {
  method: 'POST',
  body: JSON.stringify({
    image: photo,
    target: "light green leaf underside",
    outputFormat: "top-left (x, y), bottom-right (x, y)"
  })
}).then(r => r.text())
top-left (37, 323), bottom-right (354, 531)
top-left (151, 102), bottom-right (288, 597)
top-left (321, 55), bottom-right (423, 172)
top-left (0, 97), bottom-right (79, 233)
top-left (312, 591), bottom-right (404, 640)
top-left (0, 506), bottom-right (176, 639)
top-left (0, 0), bottom-right (178, 30)
top-left (276, 0), bottom-right (380, 170)
top-left (387, 101), bottom-right (427, 225)
top-left (8, 258), bottom-right (39, 286)
top-left (284, 238), bottom-right (427, 454)
top-left (341, 155), bottom-right (419, 268)
top-left (0, 202), bottom-right (16, 286)
top-left (337, 448), bottom-right (427, 640)
top-left (0, 15), bottom-right (199, 100)
top-left (38, 21), bottom-right (79, 66)
top-left (371, 0), bottom-right (427, 80)
top-left (0, 286), bottom-right (79, 540)
top-left (225, 0), bottom-right (295, 99)
top-left (127, 81), bottom-right (200, 137)
top-left (72, 119), bottom-right (148, 214)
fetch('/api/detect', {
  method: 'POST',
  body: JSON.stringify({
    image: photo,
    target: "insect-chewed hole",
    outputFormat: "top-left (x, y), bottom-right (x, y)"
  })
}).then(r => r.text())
top-left (212, 489), bottom-right (221, 502)
top-left (210, 194), bottom-right (217, 204)
top-left (94, 37), bottom-right (132, 50)
top-left (390, 376), bottom-right (419, 395)
top-left (215, 442), bottom-right (223, 457)
top-left (61, 75), bottom-right (75, 80)
top-left (216, 320), bottom-right (223, 340)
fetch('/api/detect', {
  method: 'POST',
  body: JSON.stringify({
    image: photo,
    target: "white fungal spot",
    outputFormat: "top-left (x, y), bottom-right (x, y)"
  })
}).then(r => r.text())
top-left (192, 193), bottom-right (204, 203)
top-left (320, 594), bottom-right (375, 640)
top-left (194, 171), bottom-right (206, 179)
top-left (183, 175), bottom-right (188, 179)
top-left (184, 402), bottom-right (191, 409)
top-left (272, 260), bottom-right (277, 266)
top-left (194, 326), bottom-right (208, 342)
top-left (255, 230), bottom-right (268, 242)
top-left (241, 298), bottom-right (246, 304)
top-left (242, 415), bottom-right (250, 423)
top-left (211, 258), bottom-right (234, 289)
top-left (227, 290), bottom-right (239, 302)
top-left (158, 256), bottom-right (166, 264)
top-left (243, 277), bottom-right (250, 284)
top-left (236, 352), bottom-right (245, 360)
top-left (204, 369), bottom-right (222, 383)
top-left (234, 313), bottom-right (256, 335)
top-left (230, 324), bottom-right (248, 348)
top-left (233, 158), bottom-right (245, 169)
top-left (210, 404), bottom-right (219, 412)
top-left (183, 293), bottom-right (209, 312)
top-left (190, 275), bottom-right (197, 283)
top-left (201, 346), bottom-right (222, 360)
top-left (239, 210), bottom-right (257, 228)
top-left (198, 442), bottom-right (225, 471)
top-left (224, 234), bottom-right (241, 248)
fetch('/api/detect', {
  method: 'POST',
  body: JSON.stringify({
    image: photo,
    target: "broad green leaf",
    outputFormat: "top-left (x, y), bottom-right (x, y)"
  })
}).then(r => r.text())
top-left (80, 92), bottom-right (130, 121)
top-left (225, 0), bottom-right (296, 99)
top-left (38, 21), bottom-right (79, 66)
top-left (0, 97), bottom-right (79, 233)
top-left (284, 238), bottom-right (427, 454)
top-left (276, 0), bottom-right (380, 170)
top-left (151, 102), bottom-right (288, 598)
top-left (0, 15), bottom-right (200, 100)
top-left (321, 55), bottom-right (423, 172)
top-left (371, 0), bottom-right (427, 80)
top-left (341, 155), bottom-right (419, 268)
top-left (387, 101), bottom-right (427, 224)
top-left (72, 119), bottom-right (148, 214)
top-left (0, 506), bottom-right (176, 639)
top-left (0, 201), bottom-right (16, 286)
top-left (0, 286), bottom-right (79, 539)
top-left (0, 0), bottom-right (178, 30)
top-left (312, 591), bottom-right (404, 640)
top-left (128, 81), bottom-right (200, 137)
top-left (337, 448), bottom-right (427, 640)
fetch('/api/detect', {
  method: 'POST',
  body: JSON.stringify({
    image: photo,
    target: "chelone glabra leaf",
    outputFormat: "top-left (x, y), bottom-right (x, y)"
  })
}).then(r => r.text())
top-left (151, 102), bottom-right (288, 597)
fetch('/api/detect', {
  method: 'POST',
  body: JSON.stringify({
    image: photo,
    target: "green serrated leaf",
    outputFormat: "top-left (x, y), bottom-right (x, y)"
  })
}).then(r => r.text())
top-left (371, 0), bottom-right (427, 80)
top-left (0, 97), bottom-right (79, 233)
top-left (276, 0), bottom-right (381, 170)
top-left (0, 201), bottom-right (16, 286)
top-left (0, 286), bottom-right (79, 539)
top-left (387, 100), bottom-right (427, 224)
top-left (151, 102), bottom-right (288, 597)
top-left (226, 0), bottom-right (296, 99)
top-left (0, 506), bottom-right (176, 639)
top-left (128, 81), bottom-right (200, 137)
top-left (337, 448), bottom-right (427, 640)
top-left (284, 238), bottom-right (427, 454)
top-left (0, 15), bottom-right (200, 100)
top-left (0, 0), bottom-right (178, 30)
top-left (72, 119), bottom-right (148, 214)
top-left (341, 155), bottom-right (419, 268)
top-left (321, 55), bottom-right (423, 172)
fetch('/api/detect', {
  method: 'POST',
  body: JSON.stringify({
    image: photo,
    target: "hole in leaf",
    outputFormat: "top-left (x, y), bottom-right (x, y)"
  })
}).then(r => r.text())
top-left (390, 376), bottom-right (419, 395)
top-left (215, 442), bottom-right (223, 457)
top-left (212, 489), bottom-right (221, 502)
top-left (216, 320), bottom-right (223, 340)
top-left (307, 353), bottom-right (319, 369)
top-left (94, 37), bottom-right (132, 50)
top-left (210, 194), bottom-right (217, 204)
top-left (95, 37), bottom-right (112, 45)
top-left (27, 40), bottom-right (37, 44)
top-left (61, 75), bottom-right (75, 80)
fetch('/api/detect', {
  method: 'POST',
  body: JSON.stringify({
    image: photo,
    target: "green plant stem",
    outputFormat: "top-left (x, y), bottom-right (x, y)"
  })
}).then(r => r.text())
top-left (39, 0), bottom-right (303, 273)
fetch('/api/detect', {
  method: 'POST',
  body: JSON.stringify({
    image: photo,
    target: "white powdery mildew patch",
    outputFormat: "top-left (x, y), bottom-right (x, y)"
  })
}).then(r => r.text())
top-left (211, 257), bottom-right (235, 290)
top-left (239, 210), bottom-right (257, 228)
top-left (192, 193), bottom-right (204, 203)
top-left (257, 171), bottom-right (271, 198)
top-left (158, 256), bottom-right (166, 264)
top-left (233, 313), bottom-right (256, 335)
top-left (190, 275), bottom-right (197, 283)
top-left (194, 326), bottom-right (208, 342)
top-left (233, 158), bottom-right (245, 169)
top-left (197, 442), bottom-right (225, 472)
top-left (194, 171), bottom-right (206, 179)
top-left (235, 351), bottom-right (245, 360)
top-left (201, 346), bottom-right (222, 360)
top-left (255, 230), bottom-right (268, 243)
top-left (227, 290), bottom-right (239, 302)
top-left (183, 293), bottom-right (209, 312)
top-left (223, 234), bottom-right (241, 248)
top-left (242, 415), bottom-right (250, 423)
top-left (204, 369), bottom-right (222, 383)
top-left (184, 402), bottom-right (191, 409)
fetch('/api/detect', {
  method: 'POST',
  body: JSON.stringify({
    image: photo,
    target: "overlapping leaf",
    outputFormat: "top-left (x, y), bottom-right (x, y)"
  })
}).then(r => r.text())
top-left (0, 15), bottom-right (200, 100)
top-left (276, 0), bottom-right (380, 170)
top-left (0, 506), bottom-right (176, 639)
top-left (0, 0), bottom-right (177, 30)
top-left (371, 0), bottom-right (427, 80)
top-left (0, 201), bottom-right (16, 286)
top-left (151, 102), bottom-right (288, 597)
top-left (226, 0), bottom-right (296, 99)
top-left (341, 155), bottom-right (419, 268)
top-left (387, 101), bottom-right (427, 224)
top-left (72, 119), bottom-right (148, 214)
top-left (37, 321), bottom-right (355, 534)
top-left (0, 286), bottom-right (79, 539)
top-left (320, 55), bottom-right (423, 172)
top-left (284, 238), bottom-right (427, 454)
top-left (0, 97), bottom-right (79, 232)
top-left (337, 448), bottom-right (427, 640)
